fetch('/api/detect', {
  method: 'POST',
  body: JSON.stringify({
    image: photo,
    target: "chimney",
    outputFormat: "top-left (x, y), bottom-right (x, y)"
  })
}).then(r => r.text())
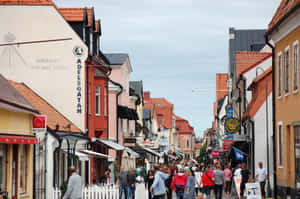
top-left (144, 91), bottom-right (150, 101)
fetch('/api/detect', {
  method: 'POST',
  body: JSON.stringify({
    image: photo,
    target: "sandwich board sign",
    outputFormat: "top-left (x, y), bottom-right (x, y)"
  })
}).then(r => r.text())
top-left (245, 183), bottom-right (262, 199)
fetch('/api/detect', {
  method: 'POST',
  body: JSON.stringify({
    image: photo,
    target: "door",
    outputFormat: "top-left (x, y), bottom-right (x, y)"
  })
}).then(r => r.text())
top-left (12, 145), bottom-right (18, 199)
top-left (294, 126), bottom-right (300, 195)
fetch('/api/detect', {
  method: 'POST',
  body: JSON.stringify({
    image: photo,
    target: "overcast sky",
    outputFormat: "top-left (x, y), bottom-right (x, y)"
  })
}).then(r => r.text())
top-left (54, 0), bottom-right (280, 137)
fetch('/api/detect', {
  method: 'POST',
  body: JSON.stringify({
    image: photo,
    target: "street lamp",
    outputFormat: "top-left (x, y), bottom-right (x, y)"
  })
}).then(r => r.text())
top-left (255, 67), bottom-right (271, 197)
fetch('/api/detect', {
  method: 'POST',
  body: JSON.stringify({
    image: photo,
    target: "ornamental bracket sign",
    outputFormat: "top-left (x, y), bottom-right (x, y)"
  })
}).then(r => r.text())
top-left (224, 118), bottom-right (240, 134)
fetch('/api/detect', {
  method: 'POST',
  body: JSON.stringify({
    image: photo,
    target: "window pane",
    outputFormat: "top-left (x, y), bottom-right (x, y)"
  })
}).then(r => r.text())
top-left (294, 45), bottom-right (299, 91)
top-left (95, 86), bottom-right (101, 115)
top-left (0, 145), bottom-right (6, 191)
top-left (295, 126), bottom-right (300, 186)
top-left (279, 125), bottom-right (283, 166)
top-left (285, 50), bottom-right (290, 94)
top-left (278, 55), bottom-right (282, 97)
top-left (20, 145), bottom-right (27, 193)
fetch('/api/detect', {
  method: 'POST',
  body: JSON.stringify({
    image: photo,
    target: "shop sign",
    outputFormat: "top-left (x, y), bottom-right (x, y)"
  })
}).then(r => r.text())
top-left (33, 115), bottom-right (47, 130)
top-left (225, 118), bottom-right (240, 134)
top-left (211, 150), bottom-right (220, 157)
top-left (223, 139), bottom-right (234, 151)
top-left (227, 107), bottom-right (233, 119)
top-left (227, 133), bottom-right (234, 139)
top-left (245, 183), bottom-right (262, 199)
top-left (73, 46), bottom-right (84, 114)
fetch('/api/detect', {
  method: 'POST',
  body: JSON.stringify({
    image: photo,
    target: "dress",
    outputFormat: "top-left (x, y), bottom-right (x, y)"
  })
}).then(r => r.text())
top-left (184, 176), bottom-right (196, 199)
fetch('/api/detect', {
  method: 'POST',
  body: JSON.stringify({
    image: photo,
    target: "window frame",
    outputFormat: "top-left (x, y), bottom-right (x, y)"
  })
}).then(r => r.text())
top-left (278, 122), bottom-right (284, 168)
top-left (278, 52), bottom-right (283, 99)
top-left (19, 145), bottom-right (28, 194)
top-left (293, 41), bottom-right (299, 93)
top-left (284, 46), bottom-right (290, 96)
top-left (104, 87), bottom-right (108, 116)
top-left (95, 85), bottom-right (101, 116)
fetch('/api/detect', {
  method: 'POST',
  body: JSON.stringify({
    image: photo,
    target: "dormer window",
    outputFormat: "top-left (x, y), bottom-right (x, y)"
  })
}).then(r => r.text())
top-left (90, 31), bottom-right (93, 55)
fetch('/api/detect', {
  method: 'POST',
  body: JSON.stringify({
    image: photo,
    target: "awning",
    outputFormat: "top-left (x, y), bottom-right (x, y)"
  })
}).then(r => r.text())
top-left (96, 139), bottom-right (125, 151)
top-left (117, 106), bottom-right (138, 120)
top-left (62, 149), bottom-right (89, 161)
top-left (142, 147), bottom-right (161, 157)
top-left (0, 134), bottom-right (38, 144)
top-left (80, 150), bottom-right (113, 159)
top-left (124, 147), bottom-right (140, 158)
top-left (168, 154), bottom-right (176, 160)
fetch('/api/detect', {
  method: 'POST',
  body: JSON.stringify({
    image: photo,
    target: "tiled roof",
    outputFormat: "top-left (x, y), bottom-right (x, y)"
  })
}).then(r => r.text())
top-left (0, 0), bottom-right (54, 5)
top-left (0, 75), bottom-right (38, 114)
top-left (266, 0), bottom-right (300, 34)
top-left (240, 53), bottom-right (272, 75)
top-left (9, 81), bottom-right (81, 133)
top-left (216, 73), bottom-right (228, 102)
top-left (243, 67), bottom-right (272, 119)
top-left (58, 8), bottom-right (93, 26)
top-left (105, 53), bottom-right (128, 65)
top-left (235, 52), bottom-right (272, 77)
top-left (175, 116), bottom-right (194, 134)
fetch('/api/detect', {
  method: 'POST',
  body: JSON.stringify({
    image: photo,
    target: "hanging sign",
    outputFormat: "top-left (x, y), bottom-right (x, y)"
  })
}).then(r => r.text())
top-left (225, 118), bottom-right (240, 133)
top-left (223, 139), bottom-right (234, 151)
top-left (33, 115), bottom-right (47, 130)
top-left (227, 107), bottom-right (233, 118)
top-left (211, 150), bottom-right (220, 158)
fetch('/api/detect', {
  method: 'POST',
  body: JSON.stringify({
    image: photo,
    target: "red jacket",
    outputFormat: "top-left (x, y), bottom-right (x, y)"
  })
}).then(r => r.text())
top-left (171, 173), bottom-right (188, 191)
top-left (202, 173), bottom-right (214, 187)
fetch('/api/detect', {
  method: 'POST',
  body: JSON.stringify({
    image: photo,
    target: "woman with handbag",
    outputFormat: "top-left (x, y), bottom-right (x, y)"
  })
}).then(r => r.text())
top-left (171, 168), bottom-right (188, 199)
top-left (201, 168), bottom-right (214, 198)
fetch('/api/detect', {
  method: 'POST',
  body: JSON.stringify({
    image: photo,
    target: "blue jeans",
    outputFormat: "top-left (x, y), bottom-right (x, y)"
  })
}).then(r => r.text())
top-left (202, 186), bottom-right (212, 197)
top-left (119, 185), bottom-right (129, 199)
top-left (129, 185), bottom-right (136, 199)
top-left (176, 191), bottom-right (184, 199)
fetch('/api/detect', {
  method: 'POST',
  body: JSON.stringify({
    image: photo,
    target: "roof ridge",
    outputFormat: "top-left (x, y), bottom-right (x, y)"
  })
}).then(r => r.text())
top-left (240, 53), bottom-right (272, 75)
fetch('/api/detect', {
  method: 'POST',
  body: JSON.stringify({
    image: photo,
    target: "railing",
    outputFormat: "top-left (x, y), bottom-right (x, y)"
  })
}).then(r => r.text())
top-left (53, 184), bottom-right (119, 199)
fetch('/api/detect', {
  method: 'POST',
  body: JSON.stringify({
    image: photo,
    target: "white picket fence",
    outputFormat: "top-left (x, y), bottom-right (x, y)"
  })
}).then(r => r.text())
top-left (53, 184), bottom-right (119, 199)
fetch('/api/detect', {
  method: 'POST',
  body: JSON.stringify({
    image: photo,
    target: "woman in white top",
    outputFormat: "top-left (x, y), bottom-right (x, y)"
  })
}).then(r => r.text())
top-left (194, 167), bottom-right (203, 196)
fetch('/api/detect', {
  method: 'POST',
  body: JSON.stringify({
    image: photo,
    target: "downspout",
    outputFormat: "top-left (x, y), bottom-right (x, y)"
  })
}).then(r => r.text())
top-left (33, 131), bottom-right (36, 199)
top-left (249, 119), bottom-right (255, 178)
top-left (86, 59), bottom-right (90, 137)
top-left (53, 138), bottom-right (62, 187)
top-left (107, 68), bottom-right (112, 140)
top-left (265, 35), bottom-right (277, 198)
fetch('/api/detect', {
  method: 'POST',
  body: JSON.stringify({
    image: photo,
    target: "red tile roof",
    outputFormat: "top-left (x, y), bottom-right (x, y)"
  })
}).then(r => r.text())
top-left (243, 67), bottom-right (272, 119)
top-left (216, 73), bottom-right (228, 101)
top-left (0, 0), bottom-right (54, 5)
top-left (266, 0), bottom-right (300, 35)
top-left (240, 53), bottom-right (272, 75)
top-left (58, 8), bottom-right (93, 26)
top-left (175, 115), bottom-right (194, 135)
top-left (9, 81), bottom-right (81, 133)
top-left (236, 52), bottom-right (272, 78)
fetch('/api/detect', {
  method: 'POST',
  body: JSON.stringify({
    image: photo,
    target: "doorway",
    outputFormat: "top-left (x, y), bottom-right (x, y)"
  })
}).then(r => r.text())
top-left (12, 145), bottom-right (18, 199)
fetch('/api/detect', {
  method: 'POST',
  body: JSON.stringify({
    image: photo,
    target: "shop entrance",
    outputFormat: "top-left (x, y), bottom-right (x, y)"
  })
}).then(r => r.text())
top-left (12, 145), bottom-right (18, 199)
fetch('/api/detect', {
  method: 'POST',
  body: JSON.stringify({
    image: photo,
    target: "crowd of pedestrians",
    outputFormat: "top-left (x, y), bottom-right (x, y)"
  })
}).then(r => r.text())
top-left (57, 160), bottom-right (266, 199)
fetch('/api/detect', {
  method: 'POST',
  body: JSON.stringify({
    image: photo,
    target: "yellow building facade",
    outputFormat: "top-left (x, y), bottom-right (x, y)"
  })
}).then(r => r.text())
top-left (0, 75), bottom-right (38, 199)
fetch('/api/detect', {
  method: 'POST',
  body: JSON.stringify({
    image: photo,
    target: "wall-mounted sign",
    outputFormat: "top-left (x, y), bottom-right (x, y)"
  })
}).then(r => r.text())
top-left (225, 118), bottom-right (240, 134)
top-left (211, 150), bottom-right (220, 158)
top-left (223, 139), bottom-right (234, 151)
top-left (33, 115), bottom-right (47, 130)
top-left (74, 46), bottom-right (84, 114)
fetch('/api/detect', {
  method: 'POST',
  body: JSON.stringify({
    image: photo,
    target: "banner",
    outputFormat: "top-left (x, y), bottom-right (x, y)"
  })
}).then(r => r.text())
top-left (233, 147), bottom-right (245, 161)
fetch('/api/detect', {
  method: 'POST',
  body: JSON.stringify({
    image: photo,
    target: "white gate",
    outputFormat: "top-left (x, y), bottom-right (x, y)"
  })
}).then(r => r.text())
top-left (53, 184), bottom-right (119, 199)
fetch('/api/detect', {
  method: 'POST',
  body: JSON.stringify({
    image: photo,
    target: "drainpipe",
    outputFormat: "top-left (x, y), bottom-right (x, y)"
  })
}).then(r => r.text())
top-left (33, 131), bottom-right (36, 199)
top-left (53, 138), bottom-right (62, 187)
top-left (249, 119), bottom-right (255, 178)
top-left (265, 35), bottom-right (277, 198)
top-left (107, 68), bottom-right (112, 140)
top-left (116, 84), bottom-right (123, 143)
top-left (86, 56), bottom-right (92, 137)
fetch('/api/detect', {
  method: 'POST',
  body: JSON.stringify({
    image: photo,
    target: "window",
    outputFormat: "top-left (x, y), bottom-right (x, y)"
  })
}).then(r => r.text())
top-left (88, 84), bottom-right (91, 114)
top-left (293, 41), bottom-right (299, 92)
top-left (95, 86), bottom-right (101, 116)
top-left (20, 145), bottom-right (27, 193)
top-left (284, 47), bottom-right (290, 95)
top-left (187, 139), bottom-right (190, 148)
top-left (278, 53), bottom-right (282, 97)
top-left (294, 125), bottom-right (300, 186)
top-left (185, 154), bottom-right (190, 160)
top-left (104, 87), bottom-right (107, 116)
top-left (278, 123), bottom-right (283, 167)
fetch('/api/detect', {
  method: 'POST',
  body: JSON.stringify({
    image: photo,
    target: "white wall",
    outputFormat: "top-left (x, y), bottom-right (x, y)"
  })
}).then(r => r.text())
top-left (0, 6), bottom-right (88, 131)
top-left (253, 93), bottom-right (274, 189)
top-left (244, 57), bottom-right (272, 103)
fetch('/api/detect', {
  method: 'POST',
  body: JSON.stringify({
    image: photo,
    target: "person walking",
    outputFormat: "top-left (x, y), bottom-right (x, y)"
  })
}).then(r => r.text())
top-left (240, 163), bottom-right (251, 199)
top-left (184, 169), bottom-right (196, 199)
top-left (194, 167), bottom-right (202, 196)
top-left (213, 164), bottom-right (224, 199)
top-left (150, 165), bottom-right (169, 199)
top-left (255, 162), bottom-right (268, 199)
top-left (165, 168), bottom-right (173, 199)
top-left (146, 170), bottom-right (154, 199)
top-left (171, 168), bottom-right (188, 199)
top-left (201, 168), bottom-right (214, 199)
top-left (128, 168), bottom-right (136, 199)
top-left (224, 165), bottom-right (232, 197)
top-left (117, 167), bottom-right (129, 199)
top-left (63, 166), bottom-right (82, 199)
